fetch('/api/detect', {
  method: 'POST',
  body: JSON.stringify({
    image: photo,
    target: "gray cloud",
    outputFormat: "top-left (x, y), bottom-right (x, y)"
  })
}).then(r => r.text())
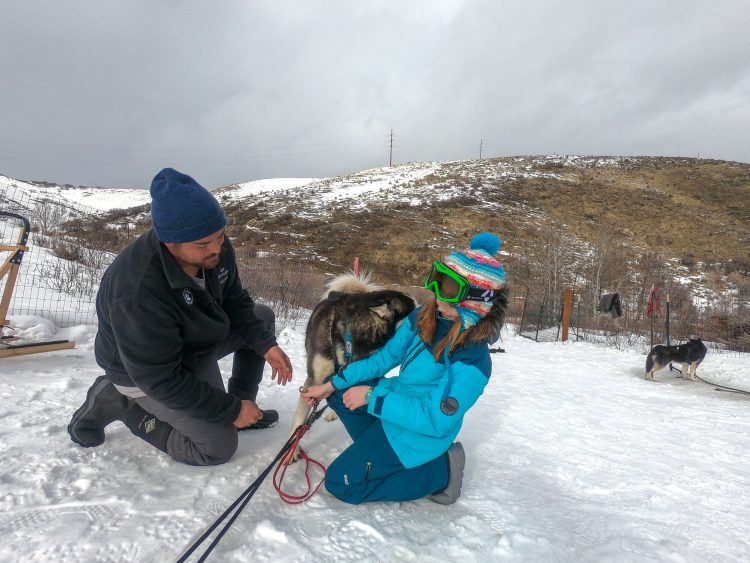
top-left (1, 0), bottom-right (748, 188)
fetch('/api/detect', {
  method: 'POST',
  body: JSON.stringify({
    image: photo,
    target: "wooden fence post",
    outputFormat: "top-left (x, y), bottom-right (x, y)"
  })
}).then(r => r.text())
top-left (561, 288), bottom-right (573, 342)
top-left (665, 292), bottom-right (671, 346)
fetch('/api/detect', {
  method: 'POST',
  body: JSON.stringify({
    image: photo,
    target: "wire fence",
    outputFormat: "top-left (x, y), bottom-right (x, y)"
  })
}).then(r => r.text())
top-left (2, 184), bottom-right (109, 326)
top-left (3, 182), bottom-right (749, 352)
top-left (516, 288), bottom-right (750, 355)
top-left (517, 292), bottom-right (562, 343)
top-left (2, 183), bottom-right (326, 330)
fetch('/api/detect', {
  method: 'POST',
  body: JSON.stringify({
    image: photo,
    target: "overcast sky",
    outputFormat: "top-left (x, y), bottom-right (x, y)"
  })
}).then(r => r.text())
top-left (1, 0), bottom-right (748, 189)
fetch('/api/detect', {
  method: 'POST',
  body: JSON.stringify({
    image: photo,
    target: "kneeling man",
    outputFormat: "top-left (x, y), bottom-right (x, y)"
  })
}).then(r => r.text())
top-left (68, 168), bottom-right (293, 465)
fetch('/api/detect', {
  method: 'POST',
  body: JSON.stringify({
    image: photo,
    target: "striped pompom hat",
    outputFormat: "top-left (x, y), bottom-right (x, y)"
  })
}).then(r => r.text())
top-left (442, 232), bottom-right (506, 328)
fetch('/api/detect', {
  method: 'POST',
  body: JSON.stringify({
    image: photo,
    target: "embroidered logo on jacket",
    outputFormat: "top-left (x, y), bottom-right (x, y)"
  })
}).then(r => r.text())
top-left (218, 267), bottom-right (229, 285)
top-left (183, 288), bottom-right (194, 305)
top-left (144, 418), bottom-right (157, 433)
top-left (440, 397), bottom-right (459, 415)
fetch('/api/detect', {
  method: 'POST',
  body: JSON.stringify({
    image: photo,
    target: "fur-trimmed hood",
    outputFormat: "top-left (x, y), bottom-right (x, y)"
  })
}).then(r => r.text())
top-left (459, 286), bottom-right (509, 346)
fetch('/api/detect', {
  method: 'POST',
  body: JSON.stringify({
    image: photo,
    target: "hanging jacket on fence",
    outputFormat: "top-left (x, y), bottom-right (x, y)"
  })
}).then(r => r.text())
top-left (597, 293), bottom-right (623, 318)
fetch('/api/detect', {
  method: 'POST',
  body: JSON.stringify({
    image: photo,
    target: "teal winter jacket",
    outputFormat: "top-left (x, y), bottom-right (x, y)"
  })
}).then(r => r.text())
top-left (331, 307), bottom-right (497, 468)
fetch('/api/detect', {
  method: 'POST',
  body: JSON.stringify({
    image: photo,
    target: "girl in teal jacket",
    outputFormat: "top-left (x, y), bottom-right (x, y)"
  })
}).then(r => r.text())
top-left (302, 233), bottom-right (508, 504)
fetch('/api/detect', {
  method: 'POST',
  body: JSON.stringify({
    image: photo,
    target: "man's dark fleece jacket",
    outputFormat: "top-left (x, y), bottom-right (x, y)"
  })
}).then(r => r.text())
top-left (95, 229), bottom-right (276, 425)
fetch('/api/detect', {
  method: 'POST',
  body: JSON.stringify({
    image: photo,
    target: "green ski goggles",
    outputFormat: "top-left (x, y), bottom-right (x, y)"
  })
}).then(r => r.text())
top-left (424, 261), bottom-right (470, 303)
top-left (424, 261), bottom-right (500, 303)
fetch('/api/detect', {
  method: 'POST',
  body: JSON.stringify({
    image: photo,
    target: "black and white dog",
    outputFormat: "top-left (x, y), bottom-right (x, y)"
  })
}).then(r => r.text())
top-left (287, 272), bottom-right (415, 461)
top-left (645, 338), bottom-right (708, 381)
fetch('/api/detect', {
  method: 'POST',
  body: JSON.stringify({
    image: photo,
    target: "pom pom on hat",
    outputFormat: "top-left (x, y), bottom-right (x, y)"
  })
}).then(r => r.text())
top-left (442, 232), bottom-right (506, 329)
top-left (470, 232), bottom-right (501, 256)
top-left (150, 168), bottom-right (227, 243)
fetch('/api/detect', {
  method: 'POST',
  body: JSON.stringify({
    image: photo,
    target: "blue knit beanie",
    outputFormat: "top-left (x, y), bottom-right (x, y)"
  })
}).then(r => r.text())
top-left (150, 168), bottom-right (227, 243)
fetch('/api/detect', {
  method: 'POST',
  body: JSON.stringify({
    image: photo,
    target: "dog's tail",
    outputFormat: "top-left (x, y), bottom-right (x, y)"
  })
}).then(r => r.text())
top-left (323, 271), bottom-right (382, 299)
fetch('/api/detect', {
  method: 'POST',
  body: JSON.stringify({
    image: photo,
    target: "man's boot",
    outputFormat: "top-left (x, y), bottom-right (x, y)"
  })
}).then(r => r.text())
top-left (228, 385), bottom-right (279, 429)
top-left (428, 442), bottom-right (465, 505)
top-left (229, 383), bottom-right (279, 431)
top-left (68, 376), bottom-right (130, 447)
top-left (122, 403), bottom-right (174, 453)
top-left (237, 408), bottom-right (279, 431)
top-left (227, 344), bottom-right (280, 430)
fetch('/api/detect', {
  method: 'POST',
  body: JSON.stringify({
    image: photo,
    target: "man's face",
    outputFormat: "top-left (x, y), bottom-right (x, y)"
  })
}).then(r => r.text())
top-left (165, 228), bottom-right (225, 273)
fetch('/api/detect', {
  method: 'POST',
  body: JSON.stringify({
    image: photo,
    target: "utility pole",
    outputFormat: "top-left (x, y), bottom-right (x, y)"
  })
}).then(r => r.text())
top-left (479, 138), bottom-right (483, 160)
top-left (389, 129), bottom-right (394, 167)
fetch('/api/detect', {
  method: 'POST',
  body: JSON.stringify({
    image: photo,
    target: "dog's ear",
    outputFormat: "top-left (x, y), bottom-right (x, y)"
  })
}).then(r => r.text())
top-left (403, 294), bottom-right (416, 309)
top-left (389, 294), bottom-right (416, 316)
top-left (369, 301), bottom-right (391, 318)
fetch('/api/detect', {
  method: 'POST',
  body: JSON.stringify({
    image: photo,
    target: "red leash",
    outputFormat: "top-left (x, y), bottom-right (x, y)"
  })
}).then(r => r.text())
top-left (272, 415), bottom-right (328, 504)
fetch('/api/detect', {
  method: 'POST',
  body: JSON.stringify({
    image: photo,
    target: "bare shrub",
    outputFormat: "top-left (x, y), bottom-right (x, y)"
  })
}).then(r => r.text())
top-left (580, 223), bottom-right (631, 317)
top-left (79, 245), bottom-right (113, 271)
top-left (706, 312), bottom-right (750, 353)
top-left (523, 226), bottom-right (576, 313)
top-left (51, 239), bottom-right (85, 262)
top-left (237, 252), bottom-right (325, 330)
top-left (30, 199), bottom-right (66, 235)
top-left (32, 233), bottom-right (52, 248)
top-left (61, 215), bottom-right (132, 253)
top-left (37, 257), bottom-right (97, 298)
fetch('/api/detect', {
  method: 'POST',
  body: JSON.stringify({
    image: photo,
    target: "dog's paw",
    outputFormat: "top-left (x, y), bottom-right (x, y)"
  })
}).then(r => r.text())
top-left (325, 411), bottom-right (339, 422)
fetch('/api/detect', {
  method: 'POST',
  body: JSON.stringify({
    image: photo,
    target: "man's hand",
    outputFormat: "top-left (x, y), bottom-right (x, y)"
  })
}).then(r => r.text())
top-left (264, 345), bottom-right (293, 385)
top-left (343, 385), bottom-right (371, 411)
top-left (300, 382), bottom-right (335, 405)
top-left (233, 399), bottom-right (263, 428)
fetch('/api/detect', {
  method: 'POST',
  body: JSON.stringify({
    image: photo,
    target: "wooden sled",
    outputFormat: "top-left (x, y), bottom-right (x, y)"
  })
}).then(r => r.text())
top-left (0, 212), bottom-right (76, 358)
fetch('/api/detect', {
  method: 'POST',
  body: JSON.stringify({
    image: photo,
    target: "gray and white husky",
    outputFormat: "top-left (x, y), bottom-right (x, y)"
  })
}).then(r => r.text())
top-left (645, 338), bottom-right (708, 381)
top-left (288, 272), bottom-right (415, 461)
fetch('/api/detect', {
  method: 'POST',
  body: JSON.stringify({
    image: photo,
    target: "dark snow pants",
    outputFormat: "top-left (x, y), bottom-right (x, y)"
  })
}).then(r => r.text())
top-left (132, 303), bottom-right (275, 466)
top-left (324, 384), bottom-right (449, 504)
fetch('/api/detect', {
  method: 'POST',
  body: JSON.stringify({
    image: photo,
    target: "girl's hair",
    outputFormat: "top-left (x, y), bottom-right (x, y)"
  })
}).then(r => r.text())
top-left (416, 299), bottom-right (470, 360)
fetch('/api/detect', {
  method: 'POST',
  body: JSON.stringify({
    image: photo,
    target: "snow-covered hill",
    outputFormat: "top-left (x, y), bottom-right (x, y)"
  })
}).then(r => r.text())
top-left (214, 157), bottom-right (566, 218)
top-left (1, 174), bottom-right (151, 213)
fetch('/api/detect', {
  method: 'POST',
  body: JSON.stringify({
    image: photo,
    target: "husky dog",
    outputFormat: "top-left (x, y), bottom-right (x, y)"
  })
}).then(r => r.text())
top-left (288, 272), bottom-right (415, 461)
top-left (645, 338), bottom-right (708, 381)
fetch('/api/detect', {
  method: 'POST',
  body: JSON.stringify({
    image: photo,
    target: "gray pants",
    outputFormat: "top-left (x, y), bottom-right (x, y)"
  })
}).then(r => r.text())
top-left (133, 303), bottom-right (275, 466)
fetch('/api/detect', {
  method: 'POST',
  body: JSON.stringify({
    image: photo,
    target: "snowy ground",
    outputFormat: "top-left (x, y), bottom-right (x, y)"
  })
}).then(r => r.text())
top-left (1, 315), bottom-right (749, 562)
